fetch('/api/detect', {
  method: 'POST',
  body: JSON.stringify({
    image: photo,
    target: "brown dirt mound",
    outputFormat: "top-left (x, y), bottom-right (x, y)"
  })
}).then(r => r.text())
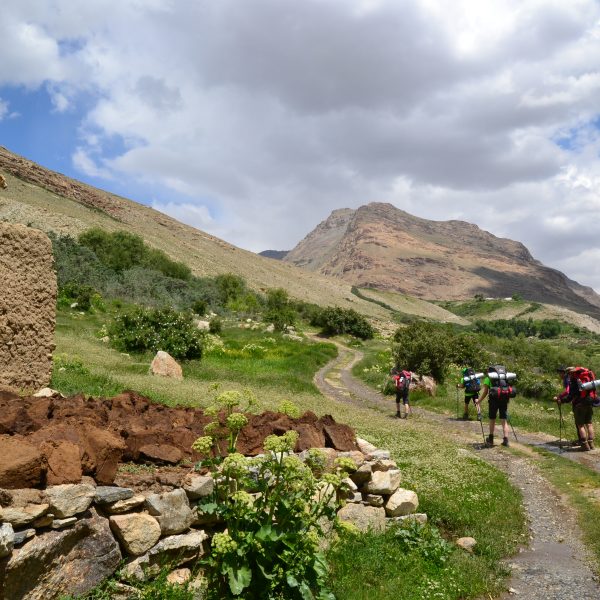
top-left (0, 390), bottom-right (357, 488)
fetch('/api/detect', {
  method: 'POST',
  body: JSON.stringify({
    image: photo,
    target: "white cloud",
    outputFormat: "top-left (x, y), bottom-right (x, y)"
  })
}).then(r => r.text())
top-left (1, 0), bottom-right (600, 289)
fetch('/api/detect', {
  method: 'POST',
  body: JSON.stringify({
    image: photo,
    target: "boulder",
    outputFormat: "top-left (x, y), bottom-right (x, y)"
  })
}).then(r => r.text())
top-left (0, 436), bottom-right (45, 488)
top-left (94, 486), bottom-right (134, 505)
top-left (0, 522), bottom-right (14, 558)
top-left (167, 568), bottom-right (192, 585)
top-left (51, 517), bottom-right (77, 530)
top-left (145, 489), bottom-right (193, 535)
top-left (6, 488), bottom-right (45, 507)
top-left (122, 530), bottom-right (209, 581)
top-left (390, 513), bottom-right (428, 526)
top-left (350, 463), bottom-right (372, 487)
top-left (337, 504), bottom-right (386, 533)
top-left (105, 494), bottom-right (146, 514)
top-left (385, 488), bottom-right (419, 517)
top-left (369, 458), bottom-right (397, 472)
top-left (0, 509), bottom-right (121, 600)
top-left (13, 528), bottom-right (35, 546)
top-left (2, 504), bottom-right (49, 527)
top-left (150, 351), bottom-right (183, 380)
top-left (182, 474), bottom-right (214, 500)
top-left (33, 388), bottom-right (63, 398)
top-left (363, 494), bottom-right (384, 507)
top-left (456, 537), bottom-right (477, 553)
top-left (109, 513), bottom-right (161, 556)
top-left (412, 375), bottom-right (437, 396)
top-left (46, 483), bottom-right (95, 518)
top-left (356, 438), bottom-right (378, 454)
top-left (363, 469), bottom-right (402, 495)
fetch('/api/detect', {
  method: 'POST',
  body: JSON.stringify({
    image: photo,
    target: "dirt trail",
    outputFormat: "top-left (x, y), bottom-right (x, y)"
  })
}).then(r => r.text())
top-left (314, 340), bottom-right (600, 600)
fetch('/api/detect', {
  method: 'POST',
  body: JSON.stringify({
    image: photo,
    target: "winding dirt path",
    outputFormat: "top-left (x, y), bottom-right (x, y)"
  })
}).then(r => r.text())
top-left (314, 340), bottom-right (600, 600)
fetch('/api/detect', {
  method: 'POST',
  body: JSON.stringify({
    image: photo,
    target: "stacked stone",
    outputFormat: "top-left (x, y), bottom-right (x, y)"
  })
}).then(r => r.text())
top-left (0, 474), bottom-right (215, 598)
top-left (336, 438), bottom-right (425, 532)
top-left (0, 440), bottom-right (425, 598)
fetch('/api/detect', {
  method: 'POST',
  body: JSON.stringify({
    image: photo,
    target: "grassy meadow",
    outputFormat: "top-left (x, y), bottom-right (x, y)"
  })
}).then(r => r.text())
top-left (53, 306), bottom-right (527, 599)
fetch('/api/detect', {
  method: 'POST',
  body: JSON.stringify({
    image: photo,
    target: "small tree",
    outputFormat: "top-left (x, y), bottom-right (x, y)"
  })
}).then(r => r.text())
top-left (263, 288), bottom-right (297, 331)
top-left (393, 322), bottom-right (451, 383)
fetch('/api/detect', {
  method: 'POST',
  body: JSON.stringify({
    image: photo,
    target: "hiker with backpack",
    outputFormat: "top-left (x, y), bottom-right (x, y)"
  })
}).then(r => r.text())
top-left (391, 367), bottom-right (412, 418)
top-left (555, 366), bottom-right (597, 451)
top-left (456, 367), bottom-right (482, 420)
top-left (554, 365), bottom-right (579, 446)
top-left (475, 365), bottom-right (517, 447)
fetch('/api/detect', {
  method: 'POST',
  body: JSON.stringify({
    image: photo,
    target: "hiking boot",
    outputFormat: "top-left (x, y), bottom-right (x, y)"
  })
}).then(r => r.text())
top-left (580, 441), bottom-right (591, 451)
top-left (396, 411), bottom-right (401, 419)
top-left (589, 439), bottom-right (595, 450)
top-left (502, 437), bottom-right (510, 447)
top-left (462, 412), bottom-right (469, 420)
top-left (485, 434), bottom-right (494, 447)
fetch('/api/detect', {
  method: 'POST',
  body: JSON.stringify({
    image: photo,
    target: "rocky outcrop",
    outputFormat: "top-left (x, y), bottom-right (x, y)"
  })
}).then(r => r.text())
top-left (0, 223), bottom-right (56, 391)
top-left (284, 202), bottom-right (600, 318)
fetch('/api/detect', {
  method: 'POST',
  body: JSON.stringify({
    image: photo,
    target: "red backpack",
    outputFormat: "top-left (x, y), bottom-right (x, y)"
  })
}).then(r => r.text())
top-left (569, 367), bottom-right (598, 406)
top-left (393, 370), bottom-right (411, 392)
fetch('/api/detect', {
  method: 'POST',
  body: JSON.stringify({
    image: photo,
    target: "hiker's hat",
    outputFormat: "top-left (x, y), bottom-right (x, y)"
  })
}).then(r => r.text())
top-left (557, 365), bottom-right (566, 373)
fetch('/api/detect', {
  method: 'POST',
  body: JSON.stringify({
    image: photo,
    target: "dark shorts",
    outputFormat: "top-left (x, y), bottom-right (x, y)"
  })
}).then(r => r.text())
top-left (574, 404), bottom-right (593, 427)
top-left (396, 389), bottom-right (409, 405)
top-left (464, 394), bottom-right (477, 404)
top-left (489, 397), bottom-right (508, 420)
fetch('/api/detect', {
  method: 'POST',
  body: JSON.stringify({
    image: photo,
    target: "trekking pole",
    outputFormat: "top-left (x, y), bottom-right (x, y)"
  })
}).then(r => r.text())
top-left (456, 387), bottom-right (459, 419)
top-left (558, 402), bottom-right (563, 453)
top-left (475, 401), bottom-right (487, 446)
top-left (507, 411), bottom-right (519, 443)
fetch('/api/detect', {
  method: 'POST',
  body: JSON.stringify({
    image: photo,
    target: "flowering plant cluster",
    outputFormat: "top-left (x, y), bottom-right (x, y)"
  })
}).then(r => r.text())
top-left (192, 391), bottom-right (354, 599)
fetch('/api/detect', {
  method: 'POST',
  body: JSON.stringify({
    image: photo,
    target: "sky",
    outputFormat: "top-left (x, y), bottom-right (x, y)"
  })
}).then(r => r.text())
top-left (1, 0), bottom-right (600, 291)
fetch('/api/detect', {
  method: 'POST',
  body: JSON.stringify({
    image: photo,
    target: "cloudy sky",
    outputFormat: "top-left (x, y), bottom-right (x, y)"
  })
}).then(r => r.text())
top-left (1, 0), bottom-right (600, 290)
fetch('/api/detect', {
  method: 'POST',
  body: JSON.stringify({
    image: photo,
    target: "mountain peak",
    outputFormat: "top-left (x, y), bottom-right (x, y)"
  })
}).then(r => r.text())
top-left (284, 203), bottom-right (600, 318)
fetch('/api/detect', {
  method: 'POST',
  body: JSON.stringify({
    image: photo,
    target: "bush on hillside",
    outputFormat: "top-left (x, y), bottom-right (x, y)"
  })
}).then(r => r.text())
top-left (109, 307), bottom-right (204, 360)
top-left (57, 282), bottom-right (104, 312)
top-left (312, 306), bottom-right (375, 340)
top-left (392, 323), bottom-right (488, 383)
top-left (473, 318), bottom-right (564, 339)
top-left (79, 227), bottom-right (191, 280)
top-left (264, 288), bottom-right (297, 332)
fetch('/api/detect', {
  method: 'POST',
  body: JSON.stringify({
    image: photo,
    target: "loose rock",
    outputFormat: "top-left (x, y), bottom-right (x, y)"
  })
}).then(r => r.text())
top-left (109, 513), bottom-right (161, 556)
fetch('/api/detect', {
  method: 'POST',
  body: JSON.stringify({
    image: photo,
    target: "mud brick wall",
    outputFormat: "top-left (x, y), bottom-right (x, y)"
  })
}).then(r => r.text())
top-left (0, 223), bottom-right (56, 390)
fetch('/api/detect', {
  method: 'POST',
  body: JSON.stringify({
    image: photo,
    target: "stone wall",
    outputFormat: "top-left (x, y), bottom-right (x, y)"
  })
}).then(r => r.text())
top-left (0, 439), bottom-right (424, 599)
top-left (0, 223), bottom-right (56, 391)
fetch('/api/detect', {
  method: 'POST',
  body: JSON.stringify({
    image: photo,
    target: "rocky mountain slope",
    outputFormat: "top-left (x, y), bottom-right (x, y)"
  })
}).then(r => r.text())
top-left (0, 146), bottom-right (394, 323)
top-left (284, 203), bottom-right (600, 319)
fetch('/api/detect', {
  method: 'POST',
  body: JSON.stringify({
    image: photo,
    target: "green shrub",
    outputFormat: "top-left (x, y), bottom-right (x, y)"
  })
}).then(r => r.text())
top-left (79, 227), bottom-right (191, 280)
top-left (393, 323), bottom-right (493, 383)
top-left (264, 288), bottom-right (297, 332)
top-left (109, 307), bottom-right (204, 360)
top-left (209, 317), bottom-right (223, 334)
top-left (191, 299), bottom-right (208, 316)
top-left (194, 391), bottom-right (352, 599)
top-left (58, 283), bottom-right (104, 312)
top-left (313, 306), bottom-right (375, 340)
